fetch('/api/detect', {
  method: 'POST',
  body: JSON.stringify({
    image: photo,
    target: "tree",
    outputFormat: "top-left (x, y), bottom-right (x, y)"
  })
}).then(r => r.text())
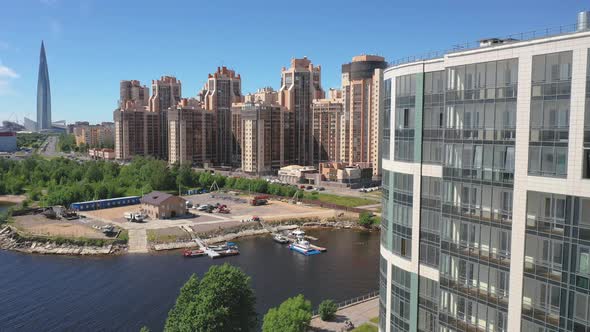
top-left (139, 327), bottom-right (150, 332)
top-left (318, 299), bottom-right (338, 321)
top-left (164, 264), bottom-right (257, 332)
top-left (262, 294), bottom-right (312, 332)
top-left (359, 212), bottom-right (374, 228)
top-left (164, 274), bottom-right (200, 332)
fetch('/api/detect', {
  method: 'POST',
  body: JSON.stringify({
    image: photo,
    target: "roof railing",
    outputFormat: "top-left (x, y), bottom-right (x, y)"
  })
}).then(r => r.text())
top-left (388, 23), bottom-right (578, 67)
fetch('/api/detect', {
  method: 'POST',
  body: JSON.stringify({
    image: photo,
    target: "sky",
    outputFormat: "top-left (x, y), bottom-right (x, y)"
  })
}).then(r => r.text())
top-left (0, 0), bottom-right (583, 124)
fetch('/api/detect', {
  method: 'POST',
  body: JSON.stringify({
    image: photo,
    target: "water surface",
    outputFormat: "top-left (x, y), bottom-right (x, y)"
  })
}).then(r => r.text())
top-left (0, 228), bottom-right (379, 331)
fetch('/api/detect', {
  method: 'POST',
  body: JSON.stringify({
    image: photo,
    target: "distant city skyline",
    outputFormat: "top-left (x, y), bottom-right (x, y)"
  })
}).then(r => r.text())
top-left (0, 0), bottom-right (580, 123)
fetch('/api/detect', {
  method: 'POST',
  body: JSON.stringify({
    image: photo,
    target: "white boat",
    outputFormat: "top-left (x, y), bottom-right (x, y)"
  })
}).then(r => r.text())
top-left (273, 234), bottom-right (289, 244)
top-left (291, 229), bottom-right (305, 238)
top-left (289, 238), bottom-right (321, 256)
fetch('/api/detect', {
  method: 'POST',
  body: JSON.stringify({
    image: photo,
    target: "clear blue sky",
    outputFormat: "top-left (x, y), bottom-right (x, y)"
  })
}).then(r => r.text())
top-left (0, 0), bottom-right (583, 123)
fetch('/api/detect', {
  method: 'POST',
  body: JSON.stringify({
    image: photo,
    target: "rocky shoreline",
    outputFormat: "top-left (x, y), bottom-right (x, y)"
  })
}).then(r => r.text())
top-left (151, 219), bottom-right (377, 251)
top-left (0, 226), bottom-right (126, 256)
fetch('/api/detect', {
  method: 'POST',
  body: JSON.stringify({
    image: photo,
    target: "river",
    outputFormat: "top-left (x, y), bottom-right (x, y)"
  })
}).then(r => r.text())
top-left (0, 228), bottom-right (379, 331)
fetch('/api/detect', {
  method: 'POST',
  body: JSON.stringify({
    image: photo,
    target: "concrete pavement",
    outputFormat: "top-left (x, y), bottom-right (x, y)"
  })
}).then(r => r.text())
top-left (309, 297), bottom-right (378, 332)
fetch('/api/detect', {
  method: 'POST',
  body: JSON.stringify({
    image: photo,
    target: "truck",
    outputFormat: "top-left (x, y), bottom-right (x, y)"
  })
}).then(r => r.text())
top-left (250, 195), bottom-right (269, 206)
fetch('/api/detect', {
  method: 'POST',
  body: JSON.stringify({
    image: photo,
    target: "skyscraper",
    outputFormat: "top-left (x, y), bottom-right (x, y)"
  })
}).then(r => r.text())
top-left (379, 12), bottom-right (590, 332)
top-left (199, 66), bottom-right (243, 166)
top-left (36, 41), bottom-right (51, 131)
top-left (341, 55), bottom-right (387, 176)
top-left (279, 57), bottom-right (324, 165)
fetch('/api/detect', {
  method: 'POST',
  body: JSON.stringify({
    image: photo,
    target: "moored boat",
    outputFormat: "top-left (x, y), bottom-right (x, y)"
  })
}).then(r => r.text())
top-left (273, 234), bottom-right (289, 244)
top-left (183, 248), bottom-right (205, 257)
top-left (213, 249), bottom-right (240, 258)
top-left (289, 239), bottom-right (321, 256)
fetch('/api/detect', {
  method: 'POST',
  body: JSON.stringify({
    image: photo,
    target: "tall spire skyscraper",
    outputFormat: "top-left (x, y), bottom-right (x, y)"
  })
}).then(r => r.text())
top-left (36, 41), bottom-right (51, 131)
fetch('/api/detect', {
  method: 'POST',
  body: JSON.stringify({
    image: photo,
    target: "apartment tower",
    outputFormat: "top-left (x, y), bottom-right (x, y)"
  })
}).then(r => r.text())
top-left (151, 76), bottom-right (181, 159)
top-left (167, 98), bottom-right (214, 165)
top-left (120, 80), bottom-right (149, 107)
top-left (341, 55), bottom-right (387, 176)
top-left (279, 57), bottom-right (325, 165)
top-left (379, 12), bottom-right (590, 332)
top-left (312, 92), bottom-right (344, 164)
top-left (200, 67), bottom-right (242, 166)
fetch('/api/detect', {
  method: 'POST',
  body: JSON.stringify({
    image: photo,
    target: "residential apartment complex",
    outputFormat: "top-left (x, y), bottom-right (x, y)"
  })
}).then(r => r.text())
top-left (341, 55), bottom-right (387, 176)
top-left (279, 57), bottom-right (325, 165)
top-left (312, 95), bottom-right (344, 163)
top-left (379, 13), bottom-right (590, 332)
top-left (199, 67), bottom-right (243, 166)
top-left (167, 98), bottom-right (214, 165)
top-left (73, 122), bottom-right (114, 148)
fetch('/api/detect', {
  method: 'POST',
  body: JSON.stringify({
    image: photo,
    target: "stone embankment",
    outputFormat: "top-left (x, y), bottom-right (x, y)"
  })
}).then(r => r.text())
top-left (150, 217), bottom-right (377, 251)
top-left (0, 226), bottom-right (125, 256)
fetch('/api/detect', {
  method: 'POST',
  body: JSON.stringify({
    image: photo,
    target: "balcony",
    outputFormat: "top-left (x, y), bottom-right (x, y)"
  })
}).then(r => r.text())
top-left (440, 276), bottom-right (509, 308)
top-left (521, 304), bottom-right (560, 327)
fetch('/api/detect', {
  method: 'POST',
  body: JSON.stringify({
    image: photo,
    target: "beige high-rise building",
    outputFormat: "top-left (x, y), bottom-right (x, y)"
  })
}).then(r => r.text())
top-left (341, 55), bottom-right (387, 176)
top-left (148, 76), bottom-right (182, 160)
top-left (167, 98), bottom-right (214, 165)
top-left (279, 57), bottom-right (325, 165)
top-left (244, 87), bottom-right (278, 105)
top-left (74, 122), bottom-right (114, 148)
top-left (120, 80), bottom-right (149, 107)
top-left (199, 66), bottom-right (242, 166)
top-left (312, 93), bottom-right (343, 164)
top-left (232, 102), bottom-right (287, 175)
top-left (114, 101), bottom-right (161, 160)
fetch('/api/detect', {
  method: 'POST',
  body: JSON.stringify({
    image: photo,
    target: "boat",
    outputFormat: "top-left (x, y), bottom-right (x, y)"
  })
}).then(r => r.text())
top-left (183, 248), bottom-right (205, 257)
top-left (273, 234), bottom-right (289, 244)
top-left (291, 229), bottom-right (306, 238)
top-left (208, 242), bottom-right (238, 252)
top-left (213, 249), bottom-right (240, 259)
top-left (289, 239), bottom-right (321, 256)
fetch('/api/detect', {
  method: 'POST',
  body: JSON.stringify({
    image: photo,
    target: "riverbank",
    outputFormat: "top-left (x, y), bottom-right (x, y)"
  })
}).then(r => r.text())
top-left (0, 195), bottom-right (27, 204)
top-left (0, 226), bottom-right (127, 256)
top-left (151, 217), bottom-right (378, 251)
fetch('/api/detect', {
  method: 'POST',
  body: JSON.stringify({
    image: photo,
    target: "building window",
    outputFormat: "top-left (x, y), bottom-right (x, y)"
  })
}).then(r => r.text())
top-left (394, 74), bottom-right (416, 162)
top-left (529, 51), bottom-right (572, 178)
top-left (383, 78), bottom-right (392, 160)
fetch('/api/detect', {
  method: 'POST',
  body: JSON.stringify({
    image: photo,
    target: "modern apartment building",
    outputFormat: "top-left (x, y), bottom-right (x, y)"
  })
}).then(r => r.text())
top-left (120, 80), bottom-right (149, 107)
top-left (279, 57), bottom-right (325, 165)
top-left (73, 122), bottom-right (114, 148)
top-left (167, 98), bottom-right (214, 165)
top-left (148, 76), bottom-right (182, 160)
top-left (114, 102), bottom-right (161, 160)
top-left (341, 55), bottom-right (387, 177)
top-left (231, 102), bottom-right (287, 175)
top-left (244, 87), bottom-right (278, 105)
top-left (379, 12), bottom-right (590, 332)
top-left (312, 95), bottom-right (344, 164)
top-left (200, 67), bottom-right (243, 166)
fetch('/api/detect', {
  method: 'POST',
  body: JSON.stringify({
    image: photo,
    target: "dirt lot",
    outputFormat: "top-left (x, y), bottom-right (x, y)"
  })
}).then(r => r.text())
top-left (12, 214), bottom-right (109, 239)
top-left (184, 193), bottom-right (329, 219)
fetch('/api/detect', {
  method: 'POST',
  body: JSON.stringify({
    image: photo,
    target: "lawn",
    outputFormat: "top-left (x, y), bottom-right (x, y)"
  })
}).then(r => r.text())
top-left (369, 317), bottom-right (379, 324)
top-left (352, 323), bottom-right (378, 332)
top-left (303, 192), bottom-right (378, 208)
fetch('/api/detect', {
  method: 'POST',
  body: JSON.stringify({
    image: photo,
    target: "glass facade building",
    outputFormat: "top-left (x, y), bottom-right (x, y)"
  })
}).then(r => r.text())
top-left (379, 17), bottom-right (590, 332)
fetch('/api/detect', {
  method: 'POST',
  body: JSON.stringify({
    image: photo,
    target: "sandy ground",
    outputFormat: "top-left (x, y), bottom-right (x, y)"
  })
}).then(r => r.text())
top-left (0, 195), bottom-right (27, 204)
top-left (13, 214), bottom-right (109, 239)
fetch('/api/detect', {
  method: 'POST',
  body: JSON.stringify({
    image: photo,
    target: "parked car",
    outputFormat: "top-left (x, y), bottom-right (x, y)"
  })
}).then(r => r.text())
top-left (306, 185), bottom-right (313, 190)
top-left (317, 187), bottom-right (325, 191)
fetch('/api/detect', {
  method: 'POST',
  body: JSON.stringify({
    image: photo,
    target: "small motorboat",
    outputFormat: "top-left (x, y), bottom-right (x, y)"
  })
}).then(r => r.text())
top-left (183, 248), bottom-right (205, 257)
top-left (273, 234), bottom-right (289, 244)
top-left (208, 242), bottom-right (238, 252)
top-left (214, 249), bottom-right (240, 258)
top-left (291, 229), bottom-right (305, 238)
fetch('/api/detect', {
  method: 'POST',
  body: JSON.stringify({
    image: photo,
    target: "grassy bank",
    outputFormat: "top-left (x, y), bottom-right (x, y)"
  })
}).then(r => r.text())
top-left (303, 192), bottom-right (378, 208)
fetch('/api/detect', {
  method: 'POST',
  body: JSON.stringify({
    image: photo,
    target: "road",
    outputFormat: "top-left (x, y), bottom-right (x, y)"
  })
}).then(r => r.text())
top-left (40, 136), bottom-right (59, 157)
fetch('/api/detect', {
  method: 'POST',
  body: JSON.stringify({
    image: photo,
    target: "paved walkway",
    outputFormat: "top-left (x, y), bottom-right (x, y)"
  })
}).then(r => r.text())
top-left (309, 297), bottom-right (378, 332)
top-left (127, 229), bottom-right (148, 253)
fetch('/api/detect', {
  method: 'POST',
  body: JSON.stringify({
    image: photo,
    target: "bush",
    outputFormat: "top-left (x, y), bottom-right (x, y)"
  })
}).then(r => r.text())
top-left (359, 212), bottom-right (374, 228)
top-left (318, 299), bottom-right (338, 321)
top-left (262, 294), bottom-right (312, 332)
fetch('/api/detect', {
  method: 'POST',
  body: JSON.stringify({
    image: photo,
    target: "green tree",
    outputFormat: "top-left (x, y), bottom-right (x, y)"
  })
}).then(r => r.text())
top-left (164, 264), bottom-right (257, 332)
top-left (359, 212), bottom-right (374, 228)
top-left (318, 299), bottom-right (338, 321)
top-left (262, 294), bottom-right (312, 332)
top-left (139, 327), bottom-right (150, 332)
top-left (164, 274), bottom-right (200, 332)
